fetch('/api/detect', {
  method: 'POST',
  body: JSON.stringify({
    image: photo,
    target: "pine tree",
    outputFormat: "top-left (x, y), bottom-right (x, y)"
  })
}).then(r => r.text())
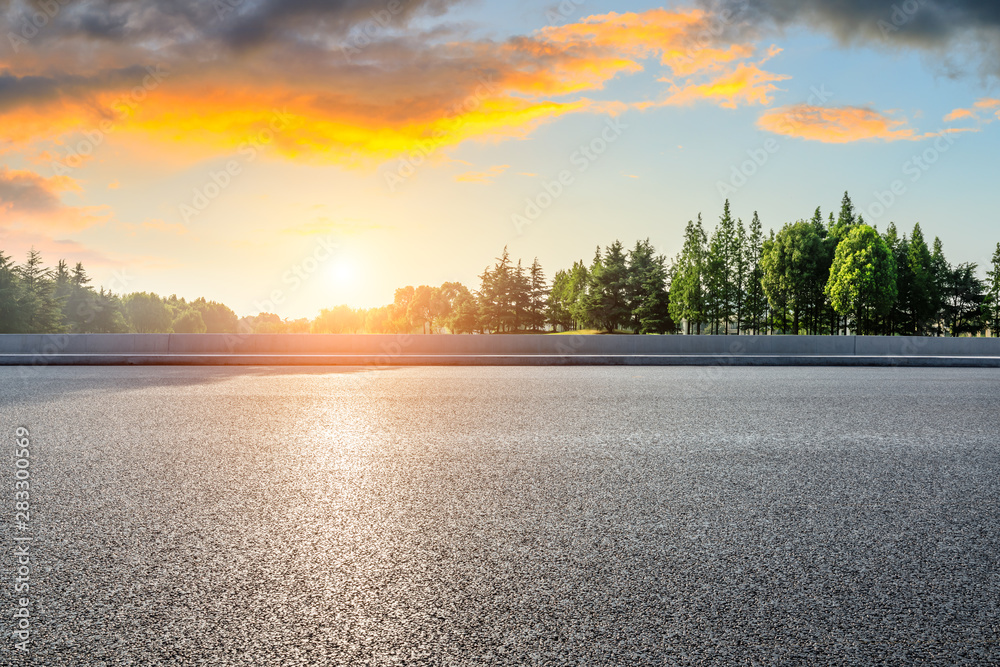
top-left (583, 242), bottom-right (630, 333)
top-left (987, 243), bottom-right (1000, 336)
top-left (0, 250), bottom-right (25, 333)
top-left (16, 248), bottom-right (65, 333)
top-left (929, 237), bottom-right (950, 336)
top-left (528, 258), bottom-right (549, 332)
top-left (742, 212), bottom-right (767, 335)
top-left (669, 215), bottom-right (708, 334)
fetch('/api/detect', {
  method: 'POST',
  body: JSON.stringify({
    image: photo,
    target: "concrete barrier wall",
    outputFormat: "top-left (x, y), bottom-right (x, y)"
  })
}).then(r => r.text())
top-left (1, 333), bottom-right (999, 356)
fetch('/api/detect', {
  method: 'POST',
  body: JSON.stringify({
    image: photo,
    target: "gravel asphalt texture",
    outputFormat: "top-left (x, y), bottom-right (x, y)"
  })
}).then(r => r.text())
top-left (1, 366), bottom-right (999, 666)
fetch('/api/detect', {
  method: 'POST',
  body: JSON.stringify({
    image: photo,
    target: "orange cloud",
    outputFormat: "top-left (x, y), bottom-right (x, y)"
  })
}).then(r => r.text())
top-left (663, 61), bottom-right (790, 109)
top-left (944, 108), bottom-right (975, 122)
top-left (758, 105), bottom-right (919, 143)
top-left (0, 8), bottom-right (786, 166)
top-left (0, 167), bottom-right (109, 231)
top-left (943, 98), bottom-right (1000, 124)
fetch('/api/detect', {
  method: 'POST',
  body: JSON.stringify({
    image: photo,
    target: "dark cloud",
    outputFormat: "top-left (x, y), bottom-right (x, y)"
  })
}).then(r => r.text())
top-left (711, 0), bottom-right (1000, 46)
top-left (2, 0), bottom-right (465, 48)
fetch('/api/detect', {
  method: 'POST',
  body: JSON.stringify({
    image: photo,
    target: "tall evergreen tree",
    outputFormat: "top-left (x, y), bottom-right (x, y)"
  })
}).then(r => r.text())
top-left (0, 250), bottom-right (25, 333)
top-left (527, 258), bottom-right (549, 332)
top-left (583, 241), bottom-right (630, 333)
top-left (929, 237), bottom-right (950, 336)
top-left (742, 212), bottom-right (767, 335)
top-left (628, 239), bottom-right (673, 334)
top-left (987, 243), bottom-right (1000, 336)
top-left (16, 248), bottom-right (65, 333)
top-left (669, 215), bottom-right (708, 334)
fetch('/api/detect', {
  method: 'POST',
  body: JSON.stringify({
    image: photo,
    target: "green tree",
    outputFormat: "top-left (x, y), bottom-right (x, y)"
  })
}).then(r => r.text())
top-left (669, 215), bottom-right (708, 334)
top-left (929, 237), bottom-right (950, 336)
top-left (583, 241), bottom-right (630, 333)
top-left (742, 212), bottom-right (767, 335)
top-left (192, 298), bottom-right (239, 333)
top-left (704, 201), bottom-right (738, 334)
top-left (943, 263), bottom-right (987, 336)
top-left (987, 243), bottom-right (1000, 336)
top-left (172, 309), bottom-right (208, 333)
top-left (0, 250), bottom-right (25, 333)
top-left (546, 270), bottom-right (576, 331)
top-left (527, 258), bottom-right (549, 332)
top-left (123, 292), bottom-right (173, 333)
top-left (16, 248), bottom-right (65, 333)
top-left (825, 225), bottom-right (898, 335)
top-left (629, 240), bottom-right (673, 334)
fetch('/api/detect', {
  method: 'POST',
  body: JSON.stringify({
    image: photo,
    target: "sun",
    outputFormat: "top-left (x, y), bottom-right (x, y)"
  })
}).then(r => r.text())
top-left (325, 259), bottom-right (358, 288)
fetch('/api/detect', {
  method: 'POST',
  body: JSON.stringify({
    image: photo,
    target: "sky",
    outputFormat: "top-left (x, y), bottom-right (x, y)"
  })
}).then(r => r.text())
top-left (1, 0), bottom-right (999, 319)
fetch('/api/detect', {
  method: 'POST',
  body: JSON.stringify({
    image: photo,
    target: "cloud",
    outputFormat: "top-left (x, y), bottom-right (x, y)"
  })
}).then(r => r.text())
top-left (662, 60), bottom-right (789, 109)
top-left (943, 97), bottom-right (1000, 122)
top-left (0, 167), bottom-right (109, 230)
top-left (758, 105), bottom-right (920, 143)
top-left (759, 104), bottom-right (981, 143)
top-left (0, 7), bottom-right (787, 165)
top-left (708, 0), bottom-right (1000, 76)
top-left (455, 164), bottom-right (510, 184)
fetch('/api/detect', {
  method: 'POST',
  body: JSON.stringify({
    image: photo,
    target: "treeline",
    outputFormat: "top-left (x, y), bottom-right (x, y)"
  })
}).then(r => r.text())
top-left (0, 249), bottom-right (239, 334)
top-left (2, 192), bottom-right (999, 337)
top-left (666, 194), bottom-right (1000, 336)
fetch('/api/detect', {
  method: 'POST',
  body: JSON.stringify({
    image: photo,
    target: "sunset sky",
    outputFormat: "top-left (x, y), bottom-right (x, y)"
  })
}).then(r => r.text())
top-left (1, 0), bottom-right (999, 318)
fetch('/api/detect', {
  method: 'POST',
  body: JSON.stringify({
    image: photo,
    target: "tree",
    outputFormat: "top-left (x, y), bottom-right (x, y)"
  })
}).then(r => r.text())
top-left (172, 309), bottom-right (208, 334)
top-left (442, 287), bottom-right (481, 334)
top-left (546, 270), bottom-right (576, 331)
top-left (312, 305), bottom-right (363, 333)
top-left (902, 224), bottom-right (935, 335)
top-left (943, 263), bottom-right (987, 336)
top-left (825, 225), bottom-right (898, 335)
top-left (582, 241), bottom-right (630, 333)
top-left (407, 285), bottom-right (435, 334)
top-left (704, 201), bottom-right (738, 334)
top-left (193, 298), bottom-right (239, 333)
top-left (0, 250), bottom-right (25, 333)
top-left (742, 212), bottom-right (767, 335)
top-left (986, 243), bottom-right (1000, 336)
top-left (762, 221), bottom-right (827, 335)
top-left (123, 292), bottom-right (173, 333)
top-left (628, 240), bottom-right (673, 334)
top-left (527, 259), bottom-right (548, 332)
top-left (830, 191), bottom-right (858, 240)
top-left (929, 237), bottom-right (950, 336)
top-left (16, 248), bottom-right (65, 333)
top-left (669, 215), bottom-right (708, 334)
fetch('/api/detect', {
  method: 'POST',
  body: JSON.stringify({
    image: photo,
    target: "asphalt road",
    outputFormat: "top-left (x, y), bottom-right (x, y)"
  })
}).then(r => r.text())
top-left (2, 366), bottom-right (999, 666)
